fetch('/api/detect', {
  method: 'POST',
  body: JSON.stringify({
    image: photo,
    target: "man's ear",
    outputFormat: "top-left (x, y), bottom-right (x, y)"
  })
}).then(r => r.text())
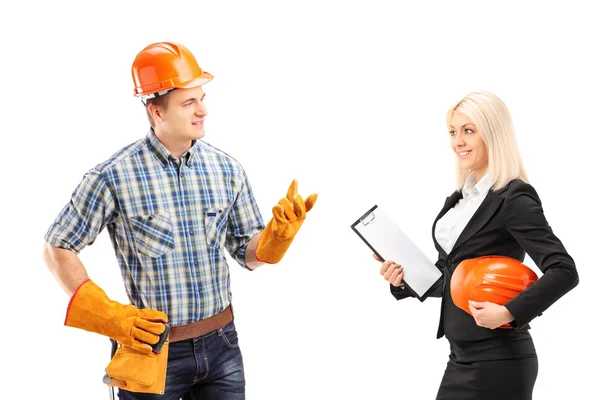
top-left (147, 103), bottom-right (163, 125)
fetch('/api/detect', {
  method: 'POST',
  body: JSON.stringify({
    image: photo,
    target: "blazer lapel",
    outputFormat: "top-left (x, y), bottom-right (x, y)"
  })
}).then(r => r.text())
top-left (450, 191), bottom-right (504, 253)
top-left (432, 191), bottom-right (462, 255)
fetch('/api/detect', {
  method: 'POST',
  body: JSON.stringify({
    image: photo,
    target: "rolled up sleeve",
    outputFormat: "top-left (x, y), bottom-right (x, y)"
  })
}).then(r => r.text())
top-left (44, 170), bottom-right (117, 253)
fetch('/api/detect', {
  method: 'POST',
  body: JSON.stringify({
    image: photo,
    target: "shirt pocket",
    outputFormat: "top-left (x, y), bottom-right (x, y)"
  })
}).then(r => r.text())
top-left (203, 206), bottom-right (228, 249)
top-left (130, 212), bottom-right (176, 258)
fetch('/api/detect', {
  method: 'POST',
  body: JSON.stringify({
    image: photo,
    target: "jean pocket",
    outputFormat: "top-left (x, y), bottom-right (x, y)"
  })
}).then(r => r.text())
top-left (203, 206), bottom-right (228, 248)
top-left (218, 322), bottom-right (239, 349)
top-left (130, 212), bottom-right (175, 258)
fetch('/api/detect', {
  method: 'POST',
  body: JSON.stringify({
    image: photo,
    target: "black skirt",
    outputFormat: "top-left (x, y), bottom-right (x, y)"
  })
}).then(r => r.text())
top-left (436, 331), bottom-right (538, 400)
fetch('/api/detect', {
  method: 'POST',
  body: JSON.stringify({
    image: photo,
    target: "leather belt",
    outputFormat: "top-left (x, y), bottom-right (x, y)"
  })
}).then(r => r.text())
top-left (169, 305), bottom-right (233, 343)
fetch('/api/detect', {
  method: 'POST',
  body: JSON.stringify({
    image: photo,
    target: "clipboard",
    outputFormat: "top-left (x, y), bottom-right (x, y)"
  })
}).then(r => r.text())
top-left (351, 205), bottom-right (442, 302)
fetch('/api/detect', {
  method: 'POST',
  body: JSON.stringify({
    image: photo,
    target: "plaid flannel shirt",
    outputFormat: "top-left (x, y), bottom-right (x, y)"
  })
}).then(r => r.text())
top-left (45, 130), bottom-right (265, 326)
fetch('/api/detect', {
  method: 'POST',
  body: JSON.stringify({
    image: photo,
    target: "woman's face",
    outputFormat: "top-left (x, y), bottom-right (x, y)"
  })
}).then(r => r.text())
top-left (449, 112), bottom-right (488, 180)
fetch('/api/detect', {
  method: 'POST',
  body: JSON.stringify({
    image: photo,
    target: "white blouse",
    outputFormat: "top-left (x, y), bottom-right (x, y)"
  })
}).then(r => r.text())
top-left (434, 173), bottom-right (493, 254)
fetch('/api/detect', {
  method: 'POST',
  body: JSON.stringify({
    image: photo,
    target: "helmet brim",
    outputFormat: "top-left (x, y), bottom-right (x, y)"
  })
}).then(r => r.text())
top-left (180, 72), bottom-right (214, 89)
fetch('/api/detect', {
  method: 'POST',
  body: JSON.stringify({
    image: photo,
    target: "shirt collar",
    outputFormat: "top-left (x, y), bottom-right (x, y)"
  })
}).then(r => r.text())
top-left (462, 172), bottom-right (492, 200)
top-left (146, 129), bottom-right (199, 169)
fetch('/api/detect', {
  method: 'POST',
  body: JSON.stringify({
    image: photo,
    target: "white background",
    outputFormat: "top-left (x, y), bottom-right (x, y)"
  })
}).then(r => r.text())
top-left (2, 1), bottom-right (599, 399)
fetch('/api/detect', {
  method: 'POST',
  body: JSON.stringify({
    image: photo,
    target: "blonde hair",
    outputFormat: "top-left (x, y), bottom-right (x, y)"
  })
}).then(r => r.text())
top-left (447, 91), bottom-right (529, 191)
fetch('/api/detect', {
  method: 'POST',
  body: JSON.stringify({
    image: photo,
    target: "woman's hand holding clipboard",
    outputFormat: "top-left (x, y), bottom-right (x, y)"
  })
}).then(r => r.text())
top-left (351, 205), bottom-right (442, 301)
top-left (374, 254), bottom-right (406, 289)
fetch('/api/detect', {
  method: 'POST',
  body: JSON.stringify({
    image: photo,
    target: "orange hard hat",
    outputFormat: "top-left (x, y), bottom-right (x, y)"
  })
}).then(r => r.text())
top-left (450, 256), bottom-right (538, 328)
top-left (131, 42), bottom-right (214, 101)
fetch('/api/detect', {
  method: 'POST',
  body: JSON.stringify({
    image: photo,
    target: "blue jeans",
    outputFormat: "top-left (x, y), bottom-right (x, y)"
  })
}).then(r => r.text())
top-left (118, 321), bottom-right (245, 400)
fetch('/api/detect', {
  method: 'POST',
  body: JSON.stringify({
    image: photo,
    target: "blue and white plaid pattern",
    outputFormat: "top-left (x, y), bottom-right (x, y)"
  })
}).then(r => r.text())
top-left (45, 130), bottom-right (265, 326)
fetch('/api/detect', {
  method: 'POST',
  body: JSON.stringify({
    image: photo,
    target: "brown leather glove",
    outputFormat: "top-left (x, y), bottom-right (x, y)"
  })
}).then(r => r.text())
top-left (255, 179), bottom-right (317, 263)
top-left (64, 279), bottom-right (167, 353)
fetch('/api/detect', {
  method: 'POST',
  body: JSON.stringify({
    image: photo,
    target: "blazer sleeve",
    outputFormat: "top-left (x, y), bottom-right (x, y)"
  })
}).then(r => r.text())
top-left (502, 182), bottom-right (579, 327)
top-left (390, 283), bottom-right (413, 300)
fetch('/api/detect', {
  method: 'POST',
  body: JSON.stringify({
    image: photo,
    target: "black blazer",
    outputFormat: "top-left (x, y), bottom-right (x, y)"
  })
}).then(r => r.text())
top-left (391, 179), bottom-right (579, 341)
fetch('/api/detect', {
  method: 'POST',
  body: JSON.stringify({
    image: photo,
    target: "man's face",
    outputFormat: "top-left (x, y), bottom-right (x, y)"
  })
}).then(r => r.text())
top-left (155, 86), bottom-right (208, 141)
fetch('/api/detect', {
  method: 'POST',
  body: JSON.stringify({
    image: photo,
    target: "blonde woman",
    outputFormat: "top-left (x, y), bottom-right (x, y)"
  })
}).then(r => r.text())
top-left (377, 91), bottom-right (578, 399)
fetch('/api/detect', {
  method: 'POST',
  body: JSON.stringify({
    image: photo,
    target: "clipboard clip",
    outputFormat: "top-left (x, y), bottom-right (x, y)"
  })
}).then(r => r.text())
top-left (360, 211), bottom-right (376, 226)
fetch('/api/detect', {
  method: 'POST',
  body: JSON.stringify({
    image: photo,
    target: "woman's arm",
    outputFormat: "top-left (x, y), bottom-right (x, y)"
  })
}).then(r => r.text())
top-left (502, 182), bottom-right (579, 327)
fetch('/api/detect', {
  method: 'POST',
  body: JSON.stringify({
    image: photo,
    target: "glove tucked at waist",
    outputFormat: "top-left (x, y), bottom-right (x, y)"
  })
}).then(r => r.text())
top-left (104, 340), bottom-right (170, 395)
top-left (64, 279), bottom-right (168, 353)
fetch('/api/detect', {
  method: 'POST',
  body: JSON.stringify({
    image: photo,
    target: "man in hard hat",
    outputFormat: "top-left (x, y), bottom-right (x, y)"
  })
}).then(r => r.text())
top-left (43, 42), bottom-right (317, 399)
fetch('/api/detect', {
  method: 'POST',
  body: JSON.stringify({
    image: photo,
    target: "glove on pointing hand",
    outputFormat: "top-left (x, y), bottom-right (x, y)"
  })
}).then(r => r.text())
top-left (255, 179), bottom-right (317, 264)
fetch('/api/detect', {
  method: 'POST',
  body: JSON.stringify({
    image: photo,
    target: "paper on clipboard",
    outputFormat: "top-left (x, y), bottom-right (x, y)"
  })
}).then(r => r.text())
top-left (351, 205), bottom-right (442, 301)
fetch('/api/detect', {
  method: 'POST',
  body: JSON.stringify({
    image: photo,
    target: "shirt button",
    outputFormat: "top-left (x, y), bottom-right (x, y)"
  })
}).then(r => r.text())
top-left (190, 230), bottom-right (195, 235)
top-left (184, 200), bottom-right (189, 205)
top-left (194, 261), bottom-right (199, 266)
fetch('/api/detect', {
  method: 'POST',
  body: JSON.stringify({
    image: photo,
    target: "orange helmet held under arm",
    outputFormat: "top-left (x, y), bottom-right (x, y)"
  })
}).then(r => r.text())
top-left (131, 42), bottom-right (214, 101)
top-left (450, 256), bottom-right (539, 327)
